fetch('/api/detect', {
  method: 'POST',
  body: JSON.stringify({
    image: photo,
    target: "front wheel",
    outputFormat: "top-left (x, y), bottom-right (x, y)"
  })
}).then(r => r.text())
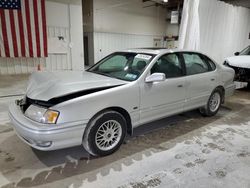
top-left (82, 110), bottom-right (127, 156)
top-left (199, 88), bottom-right (222, 117)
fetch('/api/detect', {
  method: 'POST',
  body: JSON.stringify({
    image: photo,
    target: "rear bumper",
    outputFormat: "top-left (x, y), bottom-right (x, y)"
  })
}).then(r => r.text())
top-left (225, 83), bottom-right (235, 98)
top-left (9, 103), bottom-right (88, 151)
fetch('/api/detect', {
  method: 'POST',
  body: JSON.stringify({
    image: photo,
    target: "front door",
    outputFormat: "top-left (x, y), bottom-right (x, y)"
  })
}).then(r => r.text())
top-left (139, 53), bottom-right (186, 124)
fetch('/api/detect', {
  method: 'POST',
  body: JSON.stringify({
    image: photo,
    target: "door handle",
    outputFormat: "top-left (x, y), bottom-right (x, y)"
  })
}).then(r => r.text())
top-left (177, 84), bottom-right (183, 88)
top-left (211, 78), bottom-right (215, 81)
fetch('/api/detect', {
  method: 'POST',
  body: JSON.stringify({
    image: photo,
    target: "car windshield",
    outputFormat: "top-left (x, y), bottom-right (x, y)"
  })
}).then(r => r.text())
top-left (88, 52), bottom-right (155, 81)
top-left (240, 46), bottom-right (250, 55)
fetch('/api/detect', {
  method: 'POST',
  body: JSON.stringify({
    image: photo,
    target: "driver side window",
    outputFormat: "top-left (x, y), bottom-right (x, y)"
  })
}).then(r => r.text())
top-left (151, 53), bottom-right (183, 78)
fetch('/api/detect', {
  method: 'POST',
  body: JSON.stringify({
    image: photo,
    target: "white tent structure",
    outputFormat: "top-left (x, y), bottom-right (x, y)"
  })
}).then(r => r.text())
top-left (179, 0), bottom-right (250, 64)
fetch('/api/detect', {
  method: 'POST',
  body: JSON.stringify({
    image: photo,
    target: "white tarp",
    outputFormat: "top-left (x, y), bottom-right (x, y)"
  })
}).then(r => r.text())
top-left (179, 0), bottom-right (250, 64)
top-left (179, 0), bottom-right (200, 51)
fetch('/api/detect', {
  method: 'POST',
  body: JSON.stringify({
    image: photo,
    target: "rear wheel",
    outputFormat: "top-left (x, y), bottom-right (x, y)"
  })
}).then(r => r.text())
top-left (199, 88), bottom-right (222, 117)
top-left (82, 110), bottom-right (127, 156)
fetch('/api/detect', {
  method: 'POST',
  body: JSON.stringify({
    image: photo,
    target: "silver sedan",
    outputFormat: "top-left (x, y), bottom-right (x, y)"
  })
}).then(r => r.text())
top-left (9, 48), bottom-right (235, 156)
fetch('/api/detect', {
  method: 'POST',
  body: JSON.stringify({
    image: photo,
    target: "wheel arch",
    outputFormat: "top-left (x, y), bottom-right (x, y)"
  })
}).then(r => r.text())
top-left (214, 85), bottom-right (225, 103)
top-left (86, 106), bottom-right (133, 136)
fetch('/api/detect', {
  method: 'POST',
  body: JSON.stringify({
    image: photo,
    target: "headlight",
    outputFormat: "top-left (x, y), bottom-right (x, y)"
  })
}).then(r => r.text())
top-left (25, 105), bottom-right (59, 124)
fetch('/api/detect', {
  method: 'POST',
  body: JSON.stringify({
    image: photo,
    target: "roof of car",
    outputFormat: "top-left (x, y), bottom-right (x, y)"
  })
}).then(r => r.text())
top-left (120, 48), bottom-right (196, 55)
top-left (114, 48), bottom-right (218, 63)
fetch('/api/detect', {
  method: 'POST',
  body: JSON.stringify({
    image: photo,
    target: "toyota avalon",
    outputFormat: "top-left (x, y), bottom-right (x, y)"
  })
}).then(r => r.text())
top-left (9, 49), bottom-right (235, 156)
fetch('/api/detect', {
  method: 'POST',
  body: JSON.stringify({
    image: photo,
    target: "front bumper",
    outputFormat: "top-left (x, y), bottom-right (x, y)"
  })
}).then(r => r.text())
top-left (9, 103), bottom-right (88, 151)
top-left (229, 66), bottom-right (250, 82)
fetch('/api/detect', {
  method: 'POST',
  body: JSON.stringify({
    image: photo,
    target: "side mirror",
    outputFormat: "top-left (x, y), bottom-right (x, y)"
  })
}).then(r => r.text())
top-left (145, 73), bottom-right (166, 83)
top-left (234, 52), bottom-right (240, 56)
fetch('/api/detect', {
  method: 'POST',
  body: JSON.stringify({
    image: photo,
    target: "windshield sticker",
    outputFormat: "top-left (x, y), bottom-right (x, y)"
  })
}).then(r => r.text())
top-left (135, 54), bottom-right (152, 60)
top-left (125, 73), bottom-right (137, 79)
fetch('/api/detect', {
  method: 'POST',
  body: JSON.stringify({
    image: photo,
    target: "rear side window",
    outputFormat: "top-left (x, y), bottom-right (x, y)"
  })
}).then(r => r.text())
top-left (204, 56), bottom-right (216, 71)
top-left (183, 53), bottom-right (209, 75)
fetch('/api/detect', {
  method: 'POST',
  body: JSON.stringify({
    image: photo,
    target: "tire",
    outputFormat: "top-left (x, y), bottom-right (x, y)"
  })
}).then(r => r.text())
top-left (199, 88), bottom-right (223, 117)
top-left (82, 110), bottom-right (127, 156)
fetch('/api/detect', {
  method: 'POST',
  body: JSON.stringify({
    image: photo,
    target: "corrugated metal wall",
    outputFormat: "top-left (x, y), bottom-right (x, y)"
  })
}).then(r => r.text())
top-left (94, 32), bottom-right (163, 62)
top-left (0, 26), bottom-right (72, 75)
top-left (0, 30), bottom-right (164, 74)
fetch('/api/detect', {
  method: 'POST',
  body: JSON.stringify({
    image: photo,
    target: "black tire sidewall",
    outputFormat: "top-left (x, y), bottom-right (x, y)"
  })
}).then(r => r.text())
top-left (87, 111), bottom-right (127, 156)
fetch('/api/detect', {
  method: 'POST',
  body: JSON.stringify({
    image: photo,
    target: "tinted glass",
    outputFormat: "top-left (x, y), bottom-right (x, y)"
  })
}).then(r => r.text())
top-left (151, 53), bottom-right (183, 78)
top-left (98, 55), bottom-right (127, 71)
top-left (240, 46), bottom-right (250, 55)
top-left (89, 53), bottom-right (154, 81)
top-left (204, 56), bottom-right (216, 70)
top-left (183, 53), bottom-right (209, 75)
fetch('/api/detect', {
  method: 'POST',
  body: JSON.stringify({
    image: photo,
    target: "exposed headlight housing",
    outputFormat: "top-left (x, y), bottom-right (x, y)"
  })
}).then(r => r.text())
top-left (25, 105), bottom-right (59, 124)
top-left (223, 61), bottom-right (229, 66)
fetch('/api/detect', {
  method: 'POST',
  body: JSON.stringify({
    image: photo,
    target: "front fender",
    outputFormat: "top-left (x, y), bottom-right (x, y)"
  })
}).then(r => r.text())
top-left (53, 82), bottom-right (140, 125)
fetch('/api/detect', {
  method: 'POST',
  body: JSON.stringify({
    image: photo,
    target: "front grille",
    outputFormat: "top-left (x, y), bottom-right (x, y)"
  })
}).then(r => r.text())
top-left (229, 65), bottom-right (250, 82)
top-left (19, 97), bottom-right (53, 113)
top-left (22, 97), bottom-right (30, 112)
top-left (16, 96), bottom-right (30, 113)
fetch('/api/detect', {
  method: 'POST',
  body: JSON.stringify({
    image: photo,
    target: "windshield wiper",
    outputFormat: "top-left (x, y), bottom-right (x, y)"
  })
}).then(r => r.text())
top-left (89, 70), bottom-right (130, 82)
top-left (91, 71), bottom-right (108, 76)
top-left (90, 71), bottom-right (117, 79)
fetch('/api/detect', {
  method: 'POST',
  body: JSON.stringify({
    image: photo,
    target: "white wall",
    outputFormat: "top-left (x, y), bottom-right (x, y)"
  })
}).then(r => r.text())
top-left (94, 0), bottom-right (166, 36)
top-left (0, 0), bottom-right (84, 75)
top-left (92, 0), bottom-right (167, 62)
top-left (46, 1), bottom-right (69, 27)
top-left (94, 32), bottom-right (163, 61)
top-left (166, 24), bottom-right (179, 37)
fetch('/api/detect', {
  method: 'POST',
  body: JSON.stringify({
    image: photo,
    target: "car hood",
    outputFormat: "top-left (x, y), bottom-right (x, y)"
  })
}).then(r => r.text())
top-left (26, 71), bottom-right (128, 101)
top-left (225, 55), bottom-right (250, 69)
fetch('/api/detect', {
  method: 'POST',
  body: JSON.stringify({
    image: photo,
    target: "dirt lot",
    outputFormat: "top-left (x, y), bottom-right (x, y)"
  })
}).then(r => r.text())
top-left (0, 75), bottom-right (250, 188)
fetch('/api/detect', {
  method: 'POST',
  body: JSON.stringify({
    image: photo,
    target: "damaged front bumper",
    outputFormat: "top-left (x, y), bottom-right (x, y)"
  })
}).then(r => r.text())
top-left (8, 102), bottom-right (88, 151)
top-left (231, 66), bottom-right (250, 82)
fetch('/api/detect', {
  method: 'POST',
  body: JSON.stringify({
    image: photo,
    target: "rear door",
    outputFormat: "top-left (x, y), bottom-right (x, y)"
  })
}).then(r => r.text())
top-left (181, 52), bottom-right (217, 111)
